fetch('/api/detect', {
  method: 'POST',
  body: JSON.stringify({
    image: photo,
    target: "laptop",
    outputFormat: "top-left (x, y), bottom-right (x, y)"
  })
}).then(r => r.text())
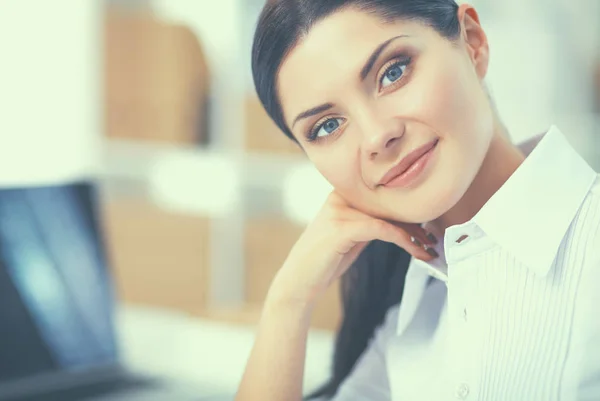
top-left (0, 182), bottom-right (229, 401)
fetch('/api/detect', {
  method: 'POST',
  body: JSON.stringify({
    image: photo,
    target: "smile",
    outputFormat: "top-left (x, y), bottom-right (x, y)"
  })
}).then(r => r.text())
top-left (378, 138), bottom-right (439, 189)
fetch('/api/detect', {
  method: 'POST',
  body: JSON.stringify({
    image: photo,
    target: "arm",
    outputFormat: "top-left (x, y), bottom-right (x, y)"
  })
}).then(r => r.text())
top-left (235, 290), bottom-right (313, 401)
top-left (235, 192), bottom-right (435, 401)
top-left (236, 292), bottom-right (394, 401)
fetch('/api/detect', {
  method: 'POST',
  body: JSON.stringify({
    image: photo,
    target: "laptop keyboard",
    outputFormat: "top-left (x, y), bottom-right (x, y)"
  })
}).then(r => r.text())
top-left (8, 375), bottom-right (158, 401)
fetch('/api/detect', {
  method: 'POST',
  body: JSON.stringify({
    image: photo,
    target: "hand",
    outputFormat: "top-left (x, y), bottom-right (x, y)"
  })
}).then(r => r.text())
top-left (268, 191), bottom-right (439, 309)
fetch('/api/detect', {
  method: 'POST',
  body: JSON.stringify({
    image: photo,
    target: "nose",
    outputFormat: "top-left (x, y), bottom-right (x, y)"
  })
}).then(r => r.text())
top-left (361, 115), bottom-right (406, 161)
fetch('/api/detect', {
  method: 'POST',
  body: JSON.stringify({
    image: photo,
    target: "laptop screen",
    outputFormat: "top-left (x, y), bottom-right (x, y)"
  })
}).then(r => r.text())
top-left (0, 182), bottom-right (118, 385)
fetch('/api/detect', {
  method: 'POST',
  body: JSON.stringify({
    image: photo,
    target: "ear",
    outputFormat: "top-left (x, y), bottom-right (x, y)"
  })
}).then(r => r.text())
top-left (457, 4), bottom-right (489, 79)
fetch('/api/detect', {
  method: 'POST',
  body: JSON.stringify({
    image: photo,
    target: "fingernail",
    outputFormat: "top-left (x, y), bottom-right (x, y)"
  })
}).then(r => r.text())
top-left (423, 245), bottom-right (439, 258)
top-left (426, 232), bottom-right (439, 245)
top-left (410, 236), bottom-right (422, 247)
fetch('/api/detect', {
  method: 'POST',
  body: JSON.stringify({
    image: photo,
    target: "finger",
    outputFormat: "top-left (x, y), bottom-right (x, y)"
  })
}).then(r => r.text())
top-left (409, 236), bottom-right (439, 260)
top-left (392, 221), bottom-right (439, 246)
top-left (326, 196), bottom-right (440, 247)
top-left (343, 219), bottom-right (435, 260)
top-left (347, 215), bottom-right (438, 247)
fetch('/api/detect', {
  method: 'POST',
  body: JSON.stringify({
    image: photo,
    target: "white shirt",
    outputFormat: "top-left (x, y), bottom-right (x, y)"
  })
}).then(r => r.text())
top-left (331, 125), bottom-right (600, 401)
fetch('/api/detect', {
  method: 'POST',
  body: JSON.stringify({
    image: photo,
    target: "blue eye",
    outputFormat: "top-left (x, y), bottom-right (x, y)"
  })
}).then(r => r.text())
top-left (322, 119), bottom-right (339, 133)
top-left (308, 117), bottom-right (343, 141)
top-left (380, 61), bottom-right (409, 88)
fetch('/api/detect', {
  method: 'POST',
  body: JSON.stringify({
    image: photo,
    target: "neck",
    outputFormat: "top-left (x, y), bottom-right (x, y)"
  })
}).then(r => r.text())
top-left (430, 123), bottom-right (526, 235)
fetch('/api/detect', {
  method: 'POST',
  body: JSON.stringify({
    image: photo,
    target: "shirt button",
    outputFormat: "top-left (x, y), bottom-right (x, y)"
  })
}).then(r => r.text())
top-left (455, 383), bottom-right (470, 399)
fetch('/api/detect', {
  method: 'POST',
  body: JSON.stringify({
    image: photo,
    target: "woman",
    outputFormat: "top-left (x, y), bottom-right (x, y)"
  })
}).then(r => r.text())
top-left (237, 1), bottom-right (600, 400)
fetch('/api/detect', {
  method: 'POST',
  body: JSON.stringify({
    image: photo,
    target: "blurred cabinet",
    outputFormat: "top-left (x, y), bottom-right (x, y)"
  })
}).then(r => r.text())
top-left (102, 198), bottom-right (211, 314)
top-left (245, 218), bottom-right (341, 331)
top-left (101, 196), bottom-right (342, 331)
top-left (104, 7), bottom-right (210, 144)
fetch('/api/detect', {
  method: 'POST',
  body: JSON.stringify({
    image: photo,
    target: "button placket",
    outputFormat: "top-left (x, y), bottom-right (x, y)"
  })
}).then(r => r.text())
top-left (444, 225), bottom-right (488, 401)
top-left (448, 267), bottom-right (471, 326)
top-left (462, 289), bottom-right (470, 324)
top-left (447, 271), bottom-right (478, 401)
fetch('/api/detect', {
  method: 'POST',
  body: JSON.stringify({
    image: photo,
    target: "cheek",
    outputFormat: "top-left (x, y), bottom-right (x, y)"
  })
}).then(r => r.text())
top-left (402, 56), bottom-right (493, 175)
top-left (407, 59), bottom-right (486, 136)
top-left (377, 59), bottom-right (493, 221)
top-left (310, 150), bottom-right (360, 197)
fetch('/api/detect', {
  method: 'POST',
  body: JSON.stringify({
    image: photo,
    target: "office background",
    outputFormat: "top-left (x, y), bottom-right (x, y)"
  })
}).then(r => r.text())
top-left (0, 0), bottom-right (598, 395)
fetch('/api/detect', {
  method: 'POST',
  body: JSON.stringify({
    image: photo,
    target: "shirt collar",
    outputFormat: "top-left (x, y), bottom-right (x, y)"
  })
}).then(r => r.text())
top-left (422, 125), bottom-right (596, 279)
top-left (466, 125), bottom-right (597, 276)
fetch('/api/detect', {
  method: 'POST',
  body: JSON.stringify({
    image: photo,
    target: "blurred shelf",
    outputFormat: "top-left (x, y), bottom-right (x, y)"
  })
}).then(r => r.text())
top-left (101, 138), bottom-right (309, 190)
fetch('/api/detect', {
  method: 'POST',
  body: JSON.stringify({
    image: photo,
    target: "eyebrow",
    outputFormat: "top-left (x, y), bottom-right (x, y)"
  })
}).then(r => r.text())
top-left (291, 34), bottom-right (410, 129)
top-left (291, 103), bottom-right (334, 129)
top-left (359, 35), bottom-right (409, 81)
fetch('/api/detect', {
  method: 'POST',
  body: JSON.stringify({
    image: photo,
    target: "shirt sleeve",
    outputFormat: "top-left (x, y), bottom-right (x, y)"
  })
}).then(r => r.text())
top-left (329, 305), bottom-right (399, 401)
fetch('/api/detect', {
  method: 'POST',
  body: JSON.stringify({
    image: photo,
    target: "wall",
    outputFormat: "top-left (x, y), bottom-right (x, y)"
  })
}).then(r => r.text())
top-left (0, 0), bottom-right (102, 187)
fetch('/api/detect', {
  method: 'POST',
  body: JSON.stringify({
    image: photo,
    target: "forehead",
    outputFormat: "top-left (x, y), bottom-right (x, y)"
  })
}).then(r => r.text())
top-left (277, 8), bottom-right (432, 125)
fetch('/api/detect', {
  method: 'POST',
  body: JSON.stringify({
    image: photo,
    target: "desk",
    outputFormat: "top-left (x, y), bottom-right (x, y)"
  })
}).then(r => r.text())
top-left (115, 305), bottom-right (335, 397)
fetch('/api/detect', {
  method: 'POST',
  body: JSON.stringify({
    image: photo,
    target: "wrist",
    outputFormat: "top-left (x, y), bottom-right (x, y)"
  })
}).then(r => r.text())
top-left (262, 292), bottom-right (315, 332)
top-left (265, 274), bottom-right (316, 318)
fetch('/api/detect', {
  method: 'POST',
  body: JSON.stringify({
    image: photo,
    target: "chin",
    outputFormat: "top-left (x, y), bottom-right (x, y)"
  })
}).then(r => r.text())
top-left (389, 204), bottom-right (447, 225)
top-left (383, 180), bottom-right (464, 225)
top-left (413, 200), bottom-right (454, 224)
top-left (421, 181), bottom-right (470, 223)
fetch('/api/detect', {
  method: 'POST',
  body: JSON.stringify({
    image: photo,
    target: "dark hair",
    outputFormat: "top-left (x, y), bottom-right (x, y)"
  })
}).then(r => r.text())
top-left (252, 1), bottom-right (460, 399)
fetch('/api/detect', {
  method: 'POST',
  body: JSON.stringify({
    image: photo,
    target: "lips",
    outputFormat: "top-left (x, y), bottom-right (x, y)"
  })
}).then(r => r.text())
top-left (377, 139), bottom-right (439, 186)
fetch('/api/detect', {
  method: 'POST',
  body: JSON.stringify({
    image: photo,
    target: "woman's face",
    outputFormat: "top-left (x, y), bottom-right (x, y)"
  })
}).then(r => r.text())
top-left (277, 6), bottom-right (494, 224)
